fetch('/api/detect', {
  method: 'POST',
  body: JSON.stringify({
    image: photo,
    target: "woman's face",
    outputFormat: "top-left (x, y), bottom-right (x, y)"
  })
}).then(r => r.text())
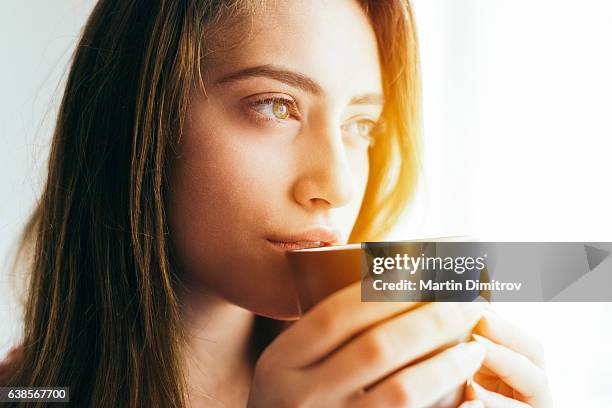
top-left (168, 0), bottom-right (382, 318)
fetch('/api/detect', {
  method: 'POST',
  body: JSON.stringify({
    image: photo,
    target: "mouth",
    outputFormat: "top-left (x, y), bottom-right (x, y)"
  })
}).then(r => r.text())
top-left (266, 226), bottom-right (342, 251)
top-left (266, 239), bottom-right (334, 251)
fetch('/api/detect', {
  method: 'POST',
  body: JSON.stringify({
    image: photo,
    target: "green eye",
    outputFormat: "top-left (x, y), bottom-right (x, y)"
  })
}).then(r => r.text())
top-left (357, 121), bottom-right (374, 137)
top-left (272, 100), bottom-right (289, 119)
top-left (250, 96), bottom-right (296, 122)
top-left (343, 118), bottom-right (377, 146)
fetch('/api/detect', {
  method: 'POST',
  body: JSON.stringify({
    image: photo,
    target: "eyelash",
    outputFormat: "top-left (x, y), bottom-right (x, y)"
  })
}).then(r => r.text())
top-left (245, 95), bottom-right (382, 146)
top-left (341, 116), bottom-right (382, 147)
top-left (246, 96), bottom-right (300, 124)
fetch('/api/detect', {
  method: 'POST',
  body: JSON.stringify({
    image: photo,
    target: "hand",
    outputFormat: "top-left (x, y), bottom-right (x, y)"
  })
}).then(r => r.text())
top-left (464, 309), bottom-right (553, 408)
top-left (247, 281), bottom-right (488, 407)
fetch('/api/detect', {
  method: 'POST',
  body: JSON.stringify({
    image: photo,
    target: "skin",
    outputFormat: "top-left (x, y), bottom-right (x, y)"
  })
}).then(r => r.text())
top-left (167, 0), bottom-right (379, 319)
top-left (166, 0), bottom-right (553, 406)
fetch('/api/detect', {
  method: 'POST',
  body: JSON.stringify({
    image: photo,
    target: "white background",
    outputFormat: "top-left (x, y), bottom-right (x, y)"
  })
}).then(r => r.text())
top-left (2, 1), bottom-right (611, 406)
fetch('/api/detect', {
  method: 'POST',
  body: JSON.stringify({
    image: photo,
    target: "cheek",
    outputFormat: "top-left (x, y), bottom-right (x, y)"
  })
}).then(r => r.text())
top-left (171, 111), bottom-right (289, 236)
top-left (343, 150), bottom-right (370, 234)
top-left (316, 148), bottom-right (369, 243)
top-left (352, 150), bottom-right (370, 196)
top-left (167, 112), bottom-right (301, 318)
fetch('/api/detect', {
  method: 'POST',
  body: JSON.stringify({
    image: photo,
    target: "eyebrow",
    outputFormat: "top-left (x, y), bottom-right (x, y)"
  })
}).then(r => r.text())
top-left (349, 93), bottom-right (384, 106)
top-left (214, 64), bottom-right (384, 106)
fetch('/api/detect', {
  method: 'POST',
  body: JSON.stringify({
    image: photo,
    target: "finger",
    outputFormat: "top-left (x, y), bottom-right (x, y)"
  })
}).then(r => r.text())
top-left (266, 282), bottom-right (421, 367)
top-left (473, 334), bottom-right (551, 407)
top-left (459, 401), bottom-right (485, 408)
top-left (466, 381), bottom-right (531, 408)
top-left (474, 309), bottom-right (546, 368)
top-left (350, 341), bottom-right (486, 408)
top-left (473, 368), bottom-right (516, 396)
top-left (310, 302), bottom-right (487, 394)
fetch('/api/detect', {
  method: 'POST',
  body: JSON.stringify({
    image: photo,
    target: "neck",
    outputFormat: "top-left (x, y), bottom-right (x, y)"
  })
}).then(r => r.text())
top-left (181, 287), bottom-right (257, 407)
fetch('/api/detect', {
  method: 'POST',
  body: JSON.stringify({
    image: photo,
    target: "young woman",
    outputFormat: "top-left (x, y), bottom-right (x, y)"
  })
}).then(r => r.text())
top-left (1, 0), bottom-right (552, 407)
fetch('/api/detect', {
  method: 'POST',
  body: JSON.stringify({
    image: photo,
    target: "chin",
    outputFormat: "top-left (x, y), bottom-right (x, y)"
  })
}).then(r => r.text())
top-left (203, 250), bottom-right (303, 320)
top-left (239, 259), bottom-right (303, 320)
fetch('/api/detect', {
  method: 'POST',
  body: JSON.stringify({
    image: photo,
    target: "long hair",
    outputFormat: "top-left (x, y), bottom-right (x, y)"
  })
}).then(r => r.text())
top-left (3, 0), bottom-right (421, 406)
top-left (352, 0), bottom-right (422, 242)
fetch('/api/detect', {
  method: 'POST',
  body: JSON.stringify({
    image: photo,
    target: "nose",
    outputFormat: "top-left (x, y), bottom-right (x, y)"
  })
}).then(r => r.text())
top-left (292, 120), bottom-right (357, 210)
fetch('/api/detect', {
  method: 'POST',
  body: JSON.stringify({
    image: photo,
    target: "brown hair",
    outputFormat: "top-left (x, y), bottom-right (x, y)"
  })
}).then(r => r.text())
top-left (4, 0), bottom-right (420, 406)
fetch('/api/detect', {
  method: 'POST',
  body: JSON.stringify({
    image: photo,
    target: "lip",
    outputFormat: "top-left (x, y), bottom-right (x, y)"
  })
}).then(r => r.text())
top-left (267, 227), bottom-right (342, 251)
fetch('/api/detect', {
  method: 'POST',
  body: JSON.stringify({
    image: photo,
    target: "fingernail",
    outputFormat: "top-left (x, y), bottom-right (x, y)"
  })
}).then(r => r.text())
top-left (470, 381), bottom-right (487, 396)
top-left (472, 333), bottom-right (497, 349)
top-left (461, 341), bottom-right (486, 359)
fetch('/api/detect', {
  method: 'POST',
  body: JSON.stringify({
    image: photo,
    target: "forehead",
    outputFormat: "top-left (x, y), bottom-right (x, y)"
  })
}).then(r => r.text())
top-left (203, 0), bottom-right (382, 98)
